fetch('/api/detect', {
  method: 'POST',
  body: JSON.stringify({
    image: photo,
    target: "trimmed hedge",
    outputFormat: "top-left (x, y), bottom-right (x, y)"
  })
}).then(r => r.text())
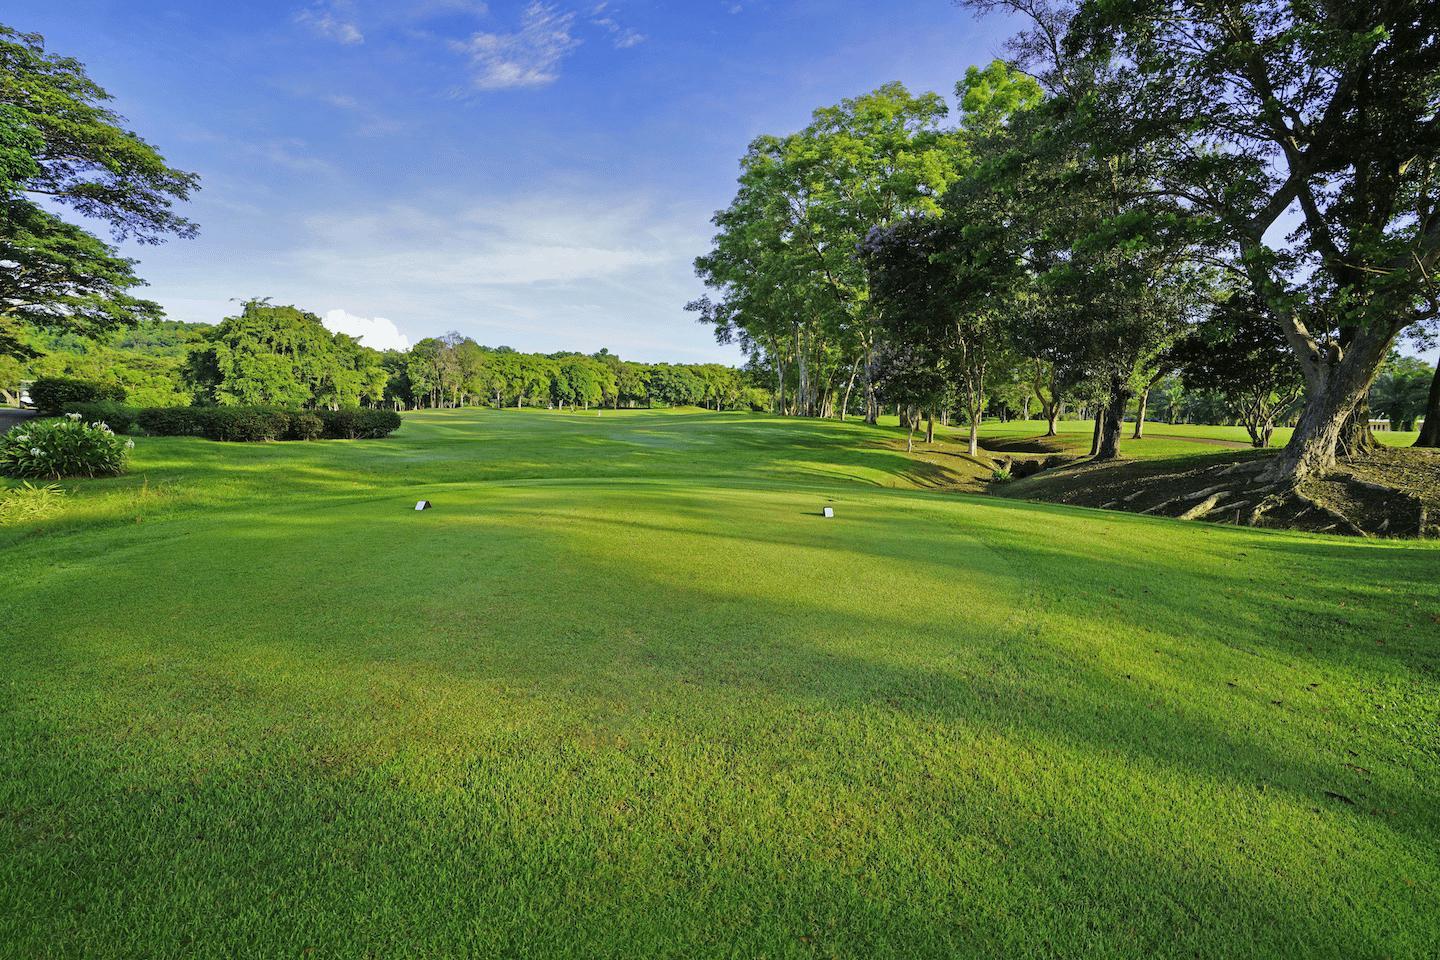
top-left (136, 406), bottom-right (201, 437)
top-left (318, 408), bottom-right (403, 440)
top-left (60, 401), bottom-right (141, 434)
top-left (125, 405), bottom-right (401, 442)
top-left (31, 377), bottom-right (126, 414)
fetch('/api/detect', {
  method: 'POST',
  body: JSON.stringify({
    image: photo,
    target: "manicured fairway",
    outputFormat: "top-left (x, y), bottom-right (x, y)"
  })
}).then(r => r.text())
top-left (2, 409), bottom-right (1437, 958)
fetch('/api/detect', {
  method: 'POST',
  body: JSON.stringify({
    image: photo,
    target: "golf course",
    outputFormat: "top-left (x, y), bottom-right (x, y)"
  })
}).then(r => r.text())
top-left (3, 408), bottom-right (1437, 958)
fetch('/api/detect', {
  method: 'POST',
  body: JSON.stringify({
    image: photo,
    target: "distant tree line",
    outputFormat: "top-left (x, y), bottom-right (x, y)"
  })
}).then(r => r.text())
top-left (2, 299), bottom-right (766, 414)
top-left (381, 335), bottom-right (767, 412)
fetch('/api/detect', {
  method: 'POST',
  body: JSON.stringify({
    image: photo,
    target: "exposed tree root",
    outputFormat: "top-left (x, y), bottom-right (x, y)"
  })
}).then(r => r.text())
top-left (1289, 488), bottom-right (1368, 538)
top-left (1178, 493), bottom-right (1225, 521)
top-left (999, 447), bottom-right (1437, 538)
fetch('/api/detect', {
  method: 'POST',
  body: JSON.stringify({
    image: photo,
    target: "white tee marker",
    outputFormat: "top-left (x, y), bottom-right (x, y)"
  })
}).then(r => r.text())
top-left (415, 500), bottom-right (432, 511)
top-left (822, 507), bottom-right (835, 518)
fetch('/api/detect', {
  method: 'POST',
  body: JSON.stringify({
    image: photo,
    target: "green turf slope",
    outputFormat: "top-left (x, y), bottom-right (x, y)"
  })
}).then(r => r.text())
top-left (2, 409), bottom-right (1436, 958)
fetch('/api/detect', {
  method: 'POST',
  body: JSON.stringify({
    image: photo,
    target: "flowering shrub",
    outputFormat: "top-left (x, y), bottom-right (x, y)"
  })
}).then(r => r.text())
top-left (0, 414), bottom-right (133, 479)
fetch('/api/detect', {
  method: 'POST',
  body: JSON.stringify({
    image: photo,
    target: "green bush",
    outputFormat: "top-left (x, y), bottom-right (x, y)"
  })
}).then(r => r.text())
top-left (134, 405), bottom-right (399, 441)
top-left (286, 412), bottom-right (324, 441)
top-left (319, 408), bottom-right (402, 439)
top-left (0, 414), bottom-right (132, 479)
top-left (61, 401), bottom-right (141, 434)
top-left (30, 377), bottom-right (126, 414)
top-left (137, 406), bottom-right (202, 436)
top-left (195, 406), bottom-right (292, 442)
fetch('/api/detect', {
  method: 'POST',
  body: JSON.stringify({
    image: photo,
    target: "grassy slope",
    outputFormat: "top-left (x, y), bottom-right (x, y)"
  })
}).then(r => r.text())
top-left (2, 408), bottom-right (1437, 959)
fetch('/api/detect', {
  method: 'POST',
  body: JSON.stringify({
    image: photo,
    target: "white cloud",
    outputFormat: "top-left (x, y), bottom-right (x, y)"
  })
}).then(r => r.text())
top-left (295, 1), bottom-right (364, 44)
top-left (454, 2), bottom-right (580, 90)
top-left (322, 309), bottom-right (412, 351)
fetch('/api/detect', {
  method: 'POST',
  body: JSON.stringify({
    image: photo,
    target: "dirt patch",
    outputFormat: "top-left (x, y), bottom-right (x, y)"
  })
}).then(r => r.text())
top-left (996, 445), bottom-right (1440, 538)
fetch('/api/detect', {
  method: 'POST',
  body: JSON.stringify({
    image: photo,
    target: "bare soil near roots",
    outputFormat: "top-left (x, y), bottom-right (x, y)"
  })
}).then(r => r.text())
top-left (994, 445), bottom-right (1440, 539)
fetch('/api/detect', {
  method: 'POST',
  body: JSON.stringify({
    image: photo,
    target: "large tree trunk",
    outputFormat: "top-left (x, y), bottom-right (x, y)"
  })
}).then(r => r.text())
top-left (1089, 407), bottom-right (1103, 457)
top-left (1415, 360), bottom-right (1440, 447)
top-left (967, 414), bottom-right (979, 456)
top-left (1046, 401), bottom-right (1059, 437)
top-left (1264, 332), bottom-right (1393, 485)
top-left (1337, 398), bottom-right (1379, 459)
top-left (925, 410), bottom-right (934, 444)
top-left (1095, 379), bottom-right (1131, 461)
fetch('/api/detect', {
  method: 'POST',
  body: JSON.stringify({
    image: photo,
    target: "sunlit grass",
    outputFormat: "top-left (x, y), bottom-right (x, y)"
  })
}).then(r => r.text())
top-left (2, 408), bottom-right (1436, 958)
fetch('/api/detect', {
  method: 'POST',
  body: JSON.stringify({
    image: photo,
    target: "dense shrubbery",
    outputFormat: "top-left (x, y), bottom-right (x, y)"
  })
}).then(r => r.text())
top-left (30, 377), bottom-right (126, 414)
top-left (0, 414), bottom-right (132, 479)
top-left (61, 401), bottom-right (141, 434)
top-left (318, 408), bottom-right (403, 439)
top-left (118, 405), bottom-right (402, 442)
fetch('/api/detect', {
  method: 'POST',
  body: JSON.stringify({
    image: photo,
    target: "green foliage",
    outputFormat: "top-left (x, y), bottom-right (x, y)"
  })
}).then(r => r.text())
top-left (288, 411), bottom-right (324, 441)
top-left (1369, 354), bottom-right (1434, 431)
top-left (318, 408), bottom-right (402, 440)
top-left (135, 406), bottom-right (203, 437)
top-left (186, 301), bottom-right (381, 409)
top-left (0, 413), bottom-right (131, 478)
top-left (695, 82), bottom-right (964, 418)
top-left (30, 375), bottom-right (124, 413)
top-left (60, 401), bottom-right (139, 434)
top-left (193, 406), bottom-right (295, 443)
top-left (15, 319), bottom-right (204, 407)
top-left (132, 405), bottom-right (400, 442)
top-left (0, 25), bottom-right (196, 354)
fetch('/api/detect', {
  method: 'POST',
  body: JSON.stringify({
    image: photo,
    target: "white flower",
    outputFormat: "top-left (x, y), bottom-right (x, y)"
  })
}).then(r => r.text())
top-left (14, 434), bottom-right (28, 442)
top-left (124, 440), bottom-right (135, 450)
top-left (30, 447), bottom-right (41, 456)
top-left (66, 412), bottom-right (81, 421)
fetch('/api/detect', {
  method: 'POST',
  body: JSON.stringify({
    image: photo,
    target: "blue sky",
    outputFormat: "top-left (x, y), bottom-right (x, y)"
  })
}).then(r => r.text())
top-left (15, 0), bottom-right (1018, 361)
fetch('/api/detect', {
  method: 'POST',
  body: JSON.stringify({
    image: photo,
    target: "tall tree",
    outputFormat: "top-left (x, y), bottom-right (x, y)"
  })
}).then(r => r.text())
top-left (186, 301), bottom-right (339, 408)
top-left (971, 0), bottom-right (1440, 483)
top-left (695, 84), bottom-right (962, 421)
top-left (0, 25), bottom-right (197, 354)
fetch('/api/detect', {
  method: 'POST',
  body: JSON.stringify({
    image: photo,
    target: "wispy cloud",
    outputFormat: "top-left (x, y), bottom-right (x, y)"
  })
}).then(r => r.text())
top-left (453, 2), bottom-right (581, 90)
top-left (590, 2), bottom-right (647, 48)
top-left (278, 191), bottom-right (715, 357)
top-left (321, 94), bottom-right (404, 136)
top-left (295, 1), bottom-right (365, 44)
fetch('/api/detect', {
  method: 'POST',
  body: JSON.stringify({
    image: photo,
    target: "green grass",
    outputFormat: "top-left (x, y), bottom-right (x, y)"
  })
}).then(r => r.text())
top-left (970, 417), bottom-right (1422, 456)
top-left (3, 408), bottom-right (1437, 959)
